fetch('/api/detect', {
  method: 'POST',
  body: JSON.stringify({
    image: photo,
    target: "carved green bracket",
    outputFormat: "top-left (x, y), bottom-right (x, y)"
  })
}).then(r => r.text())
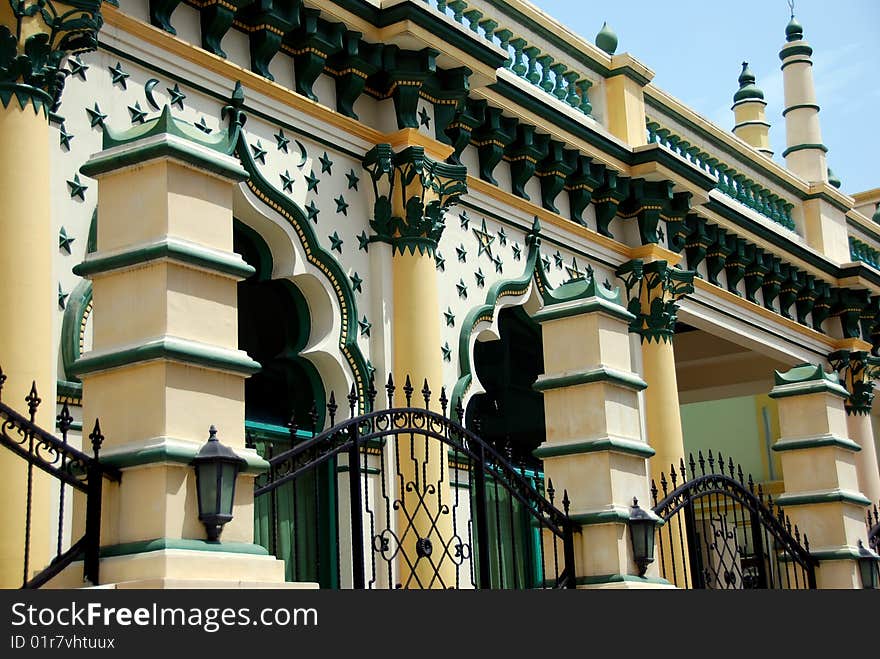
top-left (744, 248), bottom-right (770, 303)
top-left (239, 0), bottom-right (298, 81)
top-left (199, 0), bottom-right (254, 59)
top-left (505, 123), bottom-right (545, 200)
top-left (795, 274), bottom-right (818, 326)
top-left (592, 170), bottom-right (629, 238)
top-left (777, 266), bottom-right (802, 320)
top-left (618, 178), bottom-right (691, 245)
top-left (471, 103), bottom-right (514, 185)
top-left (1, 0), bottom-right (103, 115)
top-left (284, 7), bottom-right (343, 101)
top-left (617, 259), bottom-right (695, 343)
top-left (368, 46), bottom-right (437, 129)
top-left (362, 143), bottom-right (467, 255)
top-left (761, 257), bottom-right (783, 311)
top-left (705, 226), bottom-right (733, 287)
top-left (833, 288), bottom-right (870, 339)
top-left (422, 66), bottom-right (471, 145)
top-left (682, 215), bottom-right (712, 274)
top-left (723, 238), bottom-right (751, 295)
top-left (811, 282), bottom-right (832, 332)
top-left (444, 97), bottom-right (483, 165)
top-left (828, 350), bottom-right (880, 416)
top-left (149, 0), bottom-right (181, 34)
top-left (325, 30), bottom-right (382, 120)
top-left (564, 154), bottom-right (602, 225)
top-left (858, 295), bottom-right (880, 343)
top-left (536, 140), bottom-right (573, 214)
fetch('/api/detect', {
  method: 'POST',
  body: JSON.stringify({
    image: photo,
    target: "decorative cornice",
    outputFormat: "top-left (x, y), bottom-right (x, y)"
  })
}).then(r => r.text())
top-left (828, 350), bottom-right (880, 415)
top-left (769, 362), bottom-right (849, 400)
top-left (533, 436), bottom-right (655, 460)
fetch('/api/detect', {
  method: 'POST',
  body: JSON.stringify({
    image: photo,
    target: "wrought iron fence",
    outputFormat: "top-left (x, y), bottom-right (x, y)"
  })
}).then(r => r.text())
top-left (0, 367), bottom-right (120, 588)
top-left (868, 502), bottom-right (879, 553)
top-left (252, 375), bottom-right (576, 589)
top-left (651, 451), bottom-right (817, 589)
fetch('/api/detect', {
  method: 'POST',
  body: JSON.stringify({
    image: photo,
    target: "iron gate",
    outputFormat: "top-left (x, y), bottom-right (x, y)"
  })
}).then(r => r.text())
top-left (651, 451), bottom-right (817, 589)
top-left (252, 376), bottom-right (576, 589)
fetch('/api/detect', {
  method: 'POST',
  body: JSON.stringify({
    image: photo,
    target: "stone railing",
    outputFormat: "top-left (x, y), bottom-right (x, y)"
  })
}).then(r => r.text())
top-left (421, 0), bottom-right (594, 116)
top-left (646, 119), bottom-right (796, 232)
top-left (849, 236), bottom-right (880, 270)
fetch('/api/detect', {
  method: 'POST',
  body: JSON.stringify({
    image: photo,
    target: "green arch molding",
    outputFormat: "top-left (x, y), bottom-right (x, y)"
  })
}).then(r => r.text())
top-left (61, 279), bottom-right (93, 384)
top-left (232, 123), bottom-right (372, 406)
top-left (451, 221), bottom-right (542, 414)
top-left (450, 217), bottom-right (628, 419)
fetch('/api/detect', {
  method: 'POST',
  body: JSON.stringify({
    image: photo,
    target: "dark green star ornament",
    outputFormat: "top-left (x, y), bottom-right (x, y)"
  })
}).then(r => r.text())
top-left (456, 244), bottom-right (467, 262)
top-left (497, 227), bottom-right (507, 246)
top-left (167, 84), bottom-right (186, 109)
top-left (475, 268), bottom-right (485, 288)
top-left (305, 200), bottom-right (319, 223)
top-left (456, 279), bottom-right (468, 299)
top-left (68, 56), bottom-right (89, 81)
top-left (459, 211), bottom-right (470, 230)
top-left (329, 231), bottom-right (343, 253)
top-left (472, 219), bottom-right (495, 258)
top-left (349, 272), bottom-right (363, 293)
top-left (492, 255), bottom-right (503, 273)
top-left (127, 102), bottom-right (147, 124)
top-left (418, 106), bottom-right (431, 128)
top-left (512, 244), bottom-right (522, 261)
top-left (346, 169), bottom-right (359, 190)
top-left (280, 169), bottom-right (294, 193)
top-left (358, 316), bottom-right (371, 337)
top-left (319, 152), bottom-right (333, 174)
top-left (541, 255), bottom-right (551, 272)
top-left (108, 62), bottom-right (130, 89)
top-left (250, 141), bottom-right (267, 164)
top-left (565, 258), bottom-right (584, 281)
top-left (57, 283), bottom-right (69, 310)
top-left (554, 251), bottom-right (564, 269)
top-left (334, 195), bottom-right (349, 216)
top-left (59, 124), bottom-right (73, 149)
top-left (59, 227), bottom-right (75, 254)
top-left (274, 128), bottom-right (290, 152)
top-left (441, 342), bottom-right (451, 362)
top-left (194, 117), bottom-right (212, 134)
top-left (86, 103), bottom-right (106, 128)
top-left (67, 174), bottom-right (88, 200)
top-left (444, 308), bottom-right (455, 327)
top-left (304, 170), bottom-right (319, 192)
top-left (357, 231), bottom-right (370, 252)
top-left (435, 251), bottom-right (446, 271)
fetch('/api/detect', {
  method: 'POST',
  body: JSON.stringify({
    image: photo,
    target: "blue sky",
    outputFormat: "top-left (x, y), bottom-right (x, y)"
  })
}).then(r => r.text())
top-left (530, 0), bottom-right (879, 195)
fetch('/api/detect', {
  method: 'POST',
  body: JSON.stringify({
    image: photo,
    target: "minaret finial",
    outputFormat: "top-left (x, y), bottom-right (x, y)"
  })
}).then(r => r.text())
top-left (787, 0), bottom-right (795, 19)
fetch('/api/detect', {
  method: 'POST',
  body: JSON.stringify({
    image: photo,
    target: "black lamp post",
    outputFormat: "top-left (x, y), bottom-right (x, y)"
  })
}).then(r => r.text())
top-left (857, 540), bottom-right (879, 589)
top-left (192, 426), bottom-right (246, 542)
top-left (628, 497), bottom-right (656, 577)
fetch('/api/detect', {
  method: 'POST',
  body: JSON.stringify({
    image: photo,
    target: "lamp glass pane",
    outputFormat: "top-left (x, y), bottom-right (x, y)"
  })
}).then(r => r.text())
top-left (198, 464), bottom-right (219, 516)
top-left (219, 463), bottom-right (237, 514)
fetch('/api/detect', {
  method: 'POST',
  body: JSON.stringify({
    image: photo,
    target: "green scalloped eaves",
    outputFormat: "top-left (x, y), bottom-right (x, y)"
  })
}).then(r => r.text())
top-left (101, 105), bottom-right (233, 153)
top-left (234, 130), bottom-right (372, 405)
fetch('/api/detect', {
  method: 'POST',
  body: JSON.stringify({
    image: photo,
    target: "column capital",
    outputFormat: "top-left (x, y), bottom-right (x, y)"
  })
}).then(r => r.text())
top-left (0, 0), bottom-right (103, 116)
top-left (616, 259), bottom-right (695, 343)
top-left (828, 350), bottom-right (880, 416)
top-left (362, 143), bottom-right (467, 256)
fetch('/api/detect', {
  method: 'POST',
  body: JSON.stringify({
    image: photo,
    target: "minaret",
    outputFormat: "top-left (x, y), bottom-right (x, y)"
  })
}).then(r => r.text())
top-left (779, 14), bottom-right (828, 182)
top-left (732, 62), bottom-right (772, 157)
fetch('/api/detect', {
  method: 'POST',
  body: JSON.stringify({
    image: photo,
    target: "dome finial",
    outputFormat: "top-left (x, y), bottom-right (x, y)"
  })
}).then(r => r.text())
top-left (733, 61), bottom-right (764, 102)
top-left (785, 1), bottom-right (804, 42)
top-left (595, 21), bottom-right (618, 55)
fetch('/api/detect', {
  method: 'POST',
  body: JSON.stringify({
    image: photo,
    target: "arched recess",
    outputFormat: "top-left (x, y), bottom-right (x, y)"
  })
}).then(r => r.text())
top-left (230, 132), bottom-right (371, 413)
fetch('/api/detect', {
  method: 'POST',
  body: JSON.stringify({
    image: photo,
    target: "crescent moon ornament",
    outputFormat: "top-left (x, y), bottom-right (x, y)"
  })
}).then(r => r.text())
top-left (294, 139), bottom-right (308, 169)
top-left (145, 79), bottom-right (161, 110)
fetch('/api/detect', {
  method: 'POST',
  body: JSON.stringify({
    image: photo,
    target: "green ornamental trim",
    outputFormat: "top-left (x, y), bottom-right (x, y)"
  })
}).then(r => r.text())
top-left (71, 336), bottom-right (261, 377)
top-left (100, 538), bottom-right (270, 558)
top-left (774, 489), bottom-right (871, 508)
top-left (568, 507), bottom-right (664, 527)
top-left (223, 87), bottom-right (372, 405)
top-left (533, 436), bottom-right (655, 459)
top-left (769, 362), bottom-right (849, 400)
top-left (617, 259), bottom-right (695, 343)
top-left (0, 0), bottom-right (103, 115)
top-left (362, 143), bottom-right (468, 256)
top-left (80, 106), bottom-right (247, 181)
top-left (781, 143), bottom-right (828, 158)
top-left (771, 434), bottom-right (861, 453)
top-left (60, 278), bottom-right (92, 382)
top-left (828, 350), bottom-right (880, 416)
top-left (533, 366), bottom-right (647, 393)
top-left (73, 237), bottom-right (256, 280)
top-left (782, 103), bottom-right (821, 117)
top-left (779, 43), bottom-right (813, 60)
top-left (99, 436), bottom-right (268, 473)
top-left (808, 546), bottom-right (879, 562)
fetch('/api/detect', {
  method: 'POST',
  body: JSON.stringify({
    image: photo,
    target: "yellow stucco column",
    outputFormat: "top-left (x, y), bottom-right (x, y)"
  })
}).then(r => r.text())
top-left (364, 141), bottom-right (465, 588)
top-left (0, 0), bottom-right (105, 587)
top-left (618, 251), bottom-right (695, 588)
top-left (770, 363), bottom-right (873, 588)
top-left (829, 349), bottom-right (880, 507)
top-left (533, 278), bottom-right (666, 588)
top-left (51, 107), bottom-right (291, 588)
